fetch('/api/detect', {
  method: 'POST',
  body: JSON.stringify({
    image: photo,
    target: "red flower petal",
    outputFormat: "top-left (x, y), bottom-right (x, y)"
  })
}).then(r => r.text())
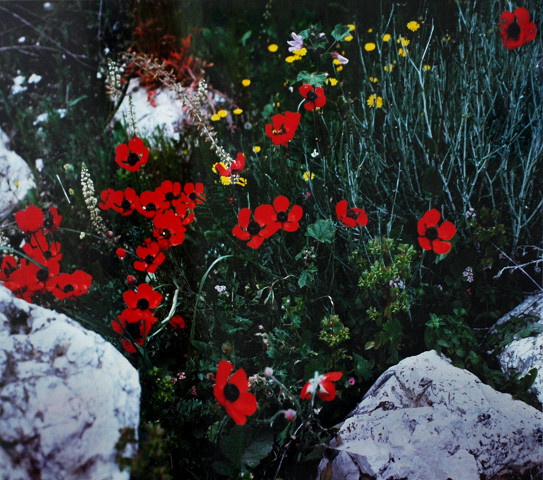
top-left (418, 236), bottom-right (432, 250)
top-left (432, 239), bottom-right (451, 255)
top-left (335, 200), bottom-right (348, 219)
top-left (214, 360), bottom-right (233, 406)
top-left (273, 195), bottom-right (290, 212)
top-left (417, 209), bottom-right (441, 235)
top-left (237, 208), bottom-right (252, 229)
top-left (437, 221), bottom-right (456, 241)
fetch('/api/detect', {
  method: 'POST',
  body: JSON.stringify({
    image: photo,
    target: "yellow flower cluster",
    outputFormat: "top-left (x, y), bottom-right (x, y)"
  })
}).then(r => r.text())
top-left (367, 94), bottom-right (383, 108)
top-left (286, 47), bottom-right (307, 63)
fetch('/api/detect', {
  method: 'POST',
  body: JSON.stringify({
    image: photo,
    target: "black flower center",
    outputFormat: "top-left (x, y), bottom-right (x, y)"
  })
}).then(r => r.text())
top-left (37, 268), bottom-right (49, 282)
top-left (145, 255), bottom-right (154, 264)
top-left (121, 199), bottom-right (131, 210)
top-left (223, 383), bottom-right (240, 402)
top-left (127, 152), bottom-right (140, 166)
top-left (165, 192), bottom-right (174, 201)
top-left (247, 221), bottom-right (261, 235)
top-left (137, 298), bottom-right (150, 310)
top-left (161, 229), bottom-right (171, 239)
top-left (63, 284), bottom-right (74, 293)
top-left (125, 322), bottom-right (141, 338)
top-left (144, 203), bottom-right (157, 211)
top-left (426, 227), bottom-right (438, 241)
top-left (346, 209), bottom-right (358, 219)
top-left (3, 265), bottom-right (16, 276)
top-left (189, 192), bottom-right (197, 200)
top-left (44, 251), bottom-right (52, 259)
top-left (507, 20), bottom-right (521, 41)
top-left (277, 211), bottom-right (288, 222)
top-left (306, 90), bottom-right (318, 102)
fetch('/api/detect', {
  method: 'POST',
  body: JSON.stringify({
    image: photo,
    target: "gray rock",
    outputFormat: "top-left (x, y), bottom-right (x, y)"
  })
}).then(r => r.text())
top-left (317, 351), bottom-right (543, 480)
top-left (0, 128), bottom-right (35, 222)
top-left (496, 293), bottom-right (543, 405)
top-left (0, 285), bottom-right (140, 480)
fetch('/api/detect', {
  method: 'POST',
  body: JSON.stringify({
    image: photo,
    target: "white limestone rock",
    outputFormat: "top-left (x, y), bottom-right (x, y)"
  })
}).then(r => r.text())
top-left (0, 285), bottom-right (140, 480)
top-left (0, 128), bottom-right (35, 222)
top-left (317, 351), bottom-right (543, 480)
top-left (496, 293), bottom-right (543, 405)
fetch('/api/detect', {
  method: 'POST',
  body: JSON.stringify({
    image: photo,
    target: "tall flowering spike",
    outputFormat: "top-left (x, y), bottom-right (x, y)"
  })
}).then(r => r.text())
top-left (300, 371), bottom-right (343, 401)
top-left (214, 360), bottom-right (257, 425)
top-left (265, 112), bottom-right (301, 147)
top-left (499, 8), bottom-right (537, 50)
top-left (299, 84), bottom-right (326, 111)
top-left (417, 209), bottom-right (456, 254)
top-left (115, 137), bottom-right (149, 172)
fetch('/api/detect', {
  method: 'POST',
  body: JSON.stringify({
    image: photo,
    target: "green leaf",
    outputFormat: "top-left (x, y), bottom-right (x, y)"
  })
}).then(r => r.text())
top-left (353, 353), bottom-right (374, 381)
top-left (520, 368), bottom-right (538, 390)
top-left (220, 426), bottom-right (273, 471)
top-left (436, 338), bottom-right (450, 348)
top-left (295, 70), bottom-right (328, 87)
top-left (331, 24), bottom-right (350, 42)
top-left (240, 30), bottom-right (252, 46)
top-left (306, 219), bottom-right (335, 243)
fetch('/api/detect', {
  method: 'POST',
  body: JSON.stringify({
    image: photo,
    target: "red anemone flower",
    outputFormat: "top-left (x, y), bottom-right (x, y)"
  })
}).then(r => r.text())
top-left (136, 189), bottom-right (165, 218)
top-left (336, 200), bottom-right (368, 227)
top-left (134, 238), bottom-right (165, 273)
top-left (112, 308), bottom-right (155, 353)
top-left (22, 232), bottom-right (62, 277)
top-left (15, 205), bottom-right (44, 233)
top-left (180, 182), bottom-right (206, 210)
top-left (115, 137), bottom-right (149, 172)
top-left (158, 180), bottom-right (183, 210)
top-left (499, 8), bottom-right (537, 50)
top-left (213, 360), bottom-right (257, 425)
top-left (170, 315), bottom-right (186, 330)
top-left (417, 209), bottom-right (456, 254)
top-left (44, 206), bottom-right (62, 233)
top-left (123, 282), bottom-right (162, 314)
top-left (214, 153), bottom-right (246, 178)
top-left (300, 371), bottom-right (343, 401)
top-left (47, 270), bottom-right (92, 300)
top-left (299, 84), bottom-right (326, 111)
top-left (232, 205), bottom-right (279, 249)
top-left (0, 255), bottom-right (19, 281)
top-left (152, 210), bottom-right (187, 249)
top-left (270, 195), bottom-right (303, 232)
top-left (265, 111), bottom-right (301, 147)
top-left (108, 188), bottom-right (139, 216)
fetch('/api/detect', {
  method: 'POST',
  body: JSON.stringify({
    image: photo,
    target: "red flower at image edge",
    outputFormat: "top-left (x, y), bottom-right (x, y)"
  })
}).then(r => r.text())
top-left (417, 209), bottom-right (456, 254)
top-left (299, 84), bottom-right (326, 111)
top-left (232, 205), bottom-right (279, 248)
top-left (270, 195), bottom-right (303, 232)
top-left (214, 360), bottom-right (257, 425)
top-left (115, 137), bottom-right (149, 172)
top-left (499, 8), bottom-right (537, 50)
top-left (265, 111), bottom-right (301, 146)
top-left (336, 200), bottom-right (368, 227)
top-left (300, 371), bottom-right (342, 402)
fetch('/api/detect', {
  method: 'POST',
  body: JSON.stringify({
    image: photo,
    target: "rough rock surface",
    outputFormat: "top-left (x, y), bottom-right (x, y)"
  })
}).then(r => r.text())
top-left (0, 285), bottom-right (140, 480)
top-left (496, 292), bottom-right (543, 405)
top-left (0, 128), bottom-right (35, 222)
top-left (317, 351), bottom-right (543, 480)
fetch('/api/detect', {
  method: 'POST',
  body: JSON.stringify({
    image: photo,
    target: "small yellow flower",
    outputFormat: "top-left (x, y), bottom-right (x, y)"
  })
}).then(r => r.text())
top-left (367, 94), bottom-right (383, 108)
top-left (218, 109), bottom-right (228, 118)
top-left (233, 108), bottom-right (243, 115)
top-left (327, 78), bottom-right (338, 86)
top-left (398, 48), bottom-right (407, 57)
top-left (235, 177), bottom-right (248, 187)
top-left (344, 35), bottom-right (353, 42)
top-left (211, 114), bottom-right (220, 121)
top-left (348, 24), bottom-right (356, 31)
top-left (441, 35), bottom-right (451, 42)
top-left (397, 36), bottom-right (410, 47)
top-left (382, 33), bottom-right (392, 42)
top-left (369, 76), bottom-right (378, 83)
top-left (219, 175), bottom-right (231, 185)
top-left (268, 43), bottom-right (278, 52)
top-left (367, 28), bottom-right (373, 33)
top-left (407, 21), bottom-right (420, 32)
top-left (333, 59), bottom-right (343, 66)
top-left (242, 79), bottom-right (251, 87)
top-left (15, 181), bottom-right (20, 188)
top-left (303, 171), bottom-right (315, 181)
top-left (364, 42), bottom-right (376, 52)
top-left (253, 146), bottom-right (261, 153)
top-left (285, 55), bottom-right (297, 63)
top-left (336, 65), bottom-right (343, 72)
top-left (384, 63), bottom-right (394, 72)
top-left (423, 64), bottom-right (432, 71)
top-left (292, 47), bottom-right (307, 57)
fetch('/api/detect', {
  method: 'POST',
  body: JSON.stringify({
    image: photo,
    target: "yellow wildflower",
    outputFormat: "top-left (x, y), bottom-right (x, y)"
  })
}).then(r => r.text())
top-left (233, 108), bottom-right (243, 115)
top-left (217, 109), bottom-right (228, 118)
top-left (397, 36), bottom-right (410, 47)
top-left (407, 21), bottom-right (420, 32)
top-left (336, 65), bottom-right (343, 72)
top-left (384, 63), bottom-right (394, 72)
top-left (398, 48), bottom-right (407, 57)
top-left (253, 146), bottom-right (261, 153)
top-left (423, 64), bottom-right (432, 71)
top-left (365, 42), bottom-right (376, 52)
top-left (292, 47), bottom-right (307, 57)
top-left (242, 79), bottom-right (251, 87)
top-left (211, 114), bottom-right (220, 121)
top-left (348, 24), bottom-right (356, 31)
top-left (268, 43), bottom-right (278, 52)
top-left (369, 76), bottom-right (378, 83)
top-left (382, 33), bottom-right (391, 42)
top-left (327, 78), bottom-right (338, 86)
top-left (367, 28), bottom-right (373, 33)
top-left (344, 35), bottom-right (353, 42)
top-left (367, 94), bottom-right (383, 108)
top-left (303, 171), bottom-right (315, 181)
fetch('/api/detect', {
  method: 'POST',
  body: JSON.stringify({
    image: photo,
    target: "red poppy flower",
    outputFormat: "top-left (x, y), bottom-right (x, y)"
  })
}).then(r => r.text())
top-left (115, 137), bottom-right (149, 172)
top-left (43, 206), bottom-right (62, 233)
top-left (15, 205), bottom-right (44, 234)
top-left (47, 270), bottom-right (92, 300)
top-left (213, 360), bottom-right (257, 425)
top-left (265, 111), bottom-right (301, 147)
top-left (270, 195), bottom-right (303, 232)
top-left (123, 282), bottom-right (162, 314)
top-left (22, 232), bottom-right (62, 277)
top-left (335, 200), bottom-right (368, 227)
top-left (0, 255), bottom-right (18, 281)
top-left (134, 238), bottom-right (165, 273)
top-left (4, 260), bottom-right (47, 302)
top-left (300, 371), bottom-right (342, 401)
top-left (109, 188), bottom-right (139, 216)
top-left (173, 203), bottom-right (195, 226)
top-left (99, 188), bottom-right (116, 210)
top-left (170, 315), bottom-right (186, 330)
top-left (126, 275), bottom-right (137, 287)
top-left (158, 180), bottom-right (183, 210)
top-left (112, 308), bottom-right (155, 353)
top-left (417, 209), bottom-right (456, 254)
top-left (499, 8), bottom-right (537, 50)
top-left (232, 205), bottom-right (279, 249)
top-left (181, 182), bottom-right (206, 209)
top-left (299, 84), bottom-right (326, 111)
top-left (213, 153), bottom-right (246, 178)
top-left (136, 188), bottom-right (165, 218)
top-left (116, 248), bottom-right (126, 259)
top-left (153, 210), bottom-right (187, 249)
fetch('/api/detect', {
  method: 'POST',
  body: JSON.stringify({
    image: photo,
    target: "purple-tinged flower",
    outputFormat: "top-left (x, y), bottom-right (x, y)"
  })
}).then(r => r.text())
top-left (348, 377), bottom-right (356, 386)
top-left (284, 409), bottom-right (296, 421)
top-left (332, 52), bottom-right (349, 64)
top-left (287, 32), bottom-right (304, 52)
